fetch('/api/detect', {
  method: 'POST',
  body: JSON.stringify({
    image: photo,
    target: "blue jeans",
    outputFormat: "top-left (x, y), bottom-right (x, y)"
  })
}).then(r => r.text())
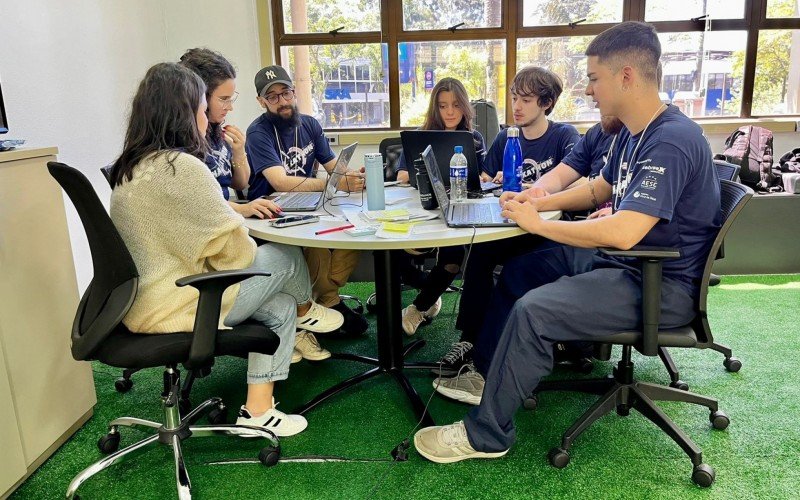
top-left (224, 243), bottom-right (311, 384)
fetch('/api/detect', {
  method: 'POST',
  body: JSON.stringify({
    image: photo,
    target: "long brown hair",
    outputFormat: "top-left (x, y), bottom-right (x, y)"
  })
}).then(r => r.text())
top-left (421, 77), bottom-right (474, 131)
top-left (111, 63), bottom-right (208, 186)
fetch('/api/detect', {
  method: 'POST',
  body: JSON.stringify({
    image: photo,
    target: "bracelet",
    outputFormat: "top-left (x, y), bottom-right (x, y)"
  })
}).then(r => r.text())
top-left (587, 180), bottom-right (599, 210)
top-left (231, 154), bottom-right (247, 170)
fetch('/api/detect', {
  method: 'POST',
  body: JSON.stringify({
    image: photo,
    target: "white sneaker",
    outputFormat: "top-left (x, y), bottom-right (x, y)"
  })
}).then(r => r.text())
top-left (414, 421), bottom-right (508, 464)
top-left (401, 304), bottom-right (426, 336)
top-left (433, 364), bottom-right (484, 405)
top-left (296, 301), bottom-right (344, 333)
top-left (236, 404), bottom-right (307, 437)
top-left (294, 330), bottom-right (331, 361)
top-left (425, 297), bottom-right (442, 319)
top-left (291, 349), bottom-right (302, 364)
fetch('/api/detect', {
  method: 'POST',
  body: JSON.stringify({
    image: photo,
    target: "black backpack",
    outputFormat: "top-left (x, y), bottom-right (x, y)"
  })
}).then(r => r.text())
top-left (779, 147), bottom-right (800, 173)
top-left (716, 125), bottom-right (782, 192)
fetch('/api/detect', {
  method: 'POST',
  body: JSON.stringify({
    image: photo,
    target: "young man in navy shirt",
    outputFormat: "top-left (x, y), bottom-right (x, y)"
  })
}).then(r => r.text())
top-left (245, 65), bottom-right (368, 335)
top-left (415, 21), bottom-right (721, 463)
top-left (435, 116), bottom-right (617, 377)
top-left (482, 66), bottom-right (580, 184)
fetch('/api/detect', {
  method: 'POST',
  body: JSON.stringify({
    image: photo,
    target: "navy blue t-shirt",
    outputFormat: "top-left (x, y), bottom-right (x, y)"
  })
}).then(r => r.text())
top-left (599, 105), bottom-right (721, 293)
top-left (204, 130), bottom-right (233, 200)
top-left (562, 122), bottom-right (615, 179)
top-left (484, 121), bottom-right (580, 182)
top-left (396, 128), bottom-right (487, 174)
top-left (245, 113), bottom-right (335, 199)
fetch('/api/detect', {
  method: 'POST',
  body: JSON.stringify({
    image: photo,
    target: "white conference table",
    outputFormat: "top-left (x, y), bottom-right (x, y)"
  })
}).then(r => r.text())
top-left (245, 187), bottom-right (559, 425)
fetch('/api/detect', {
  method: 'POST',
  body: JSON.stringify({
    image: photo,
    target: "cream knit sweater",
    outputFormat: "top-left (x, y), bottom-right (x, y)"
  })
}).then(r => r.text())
top-left (110, 151), bottom-right (256, 333)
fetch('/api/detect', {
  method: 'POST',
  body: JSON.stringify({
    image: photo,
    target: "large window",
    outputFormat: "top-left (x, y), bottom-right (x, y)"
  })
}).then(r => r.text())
top-left (270, 0), bottom-right (800, 129)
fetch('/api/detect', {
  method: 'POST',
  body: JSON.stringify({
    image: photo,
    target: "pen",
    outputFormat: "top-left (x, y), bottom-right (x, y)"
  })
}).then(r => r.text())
top-left (314, 224), bottom-right (355, 236)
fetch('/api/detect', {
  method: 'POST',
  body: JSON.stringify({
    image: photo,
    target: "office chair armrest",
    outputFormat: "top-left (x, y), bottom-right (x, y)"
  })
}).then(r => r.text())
top-left (176, 269), bottom-right (272, 369)
top-left (598, 246), bottom-right (681, 259)
top-left (599, 246), bottom-right (680, 356)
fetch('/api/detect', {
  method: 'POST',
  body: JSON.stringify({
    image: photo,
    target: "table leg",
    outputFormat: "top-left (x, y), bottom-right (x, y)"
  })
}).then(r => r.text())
top-left (293, 249), bottom-right (436, 426)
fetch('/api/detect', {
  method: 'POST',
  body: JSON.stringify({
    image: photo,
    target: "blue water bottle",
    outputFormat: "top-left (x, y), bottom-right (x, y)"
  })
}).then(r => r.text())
top-left (502, 126), bottom-right (522, 193)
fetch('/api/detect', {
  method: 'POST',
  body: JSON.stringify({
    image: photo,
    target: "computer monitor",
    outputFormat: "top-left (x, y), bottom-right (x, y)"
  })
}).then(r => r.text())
top-left (400, 130), bottom-right (482, 191)
top-left (0, 80), bottom-right (8, 134)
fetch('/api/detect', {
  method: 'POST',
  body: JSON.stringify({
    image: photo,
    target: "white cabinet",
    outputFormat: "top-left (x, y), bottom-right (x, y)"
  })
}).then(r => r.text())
top-left (0, 147), bottom-right (96, 497)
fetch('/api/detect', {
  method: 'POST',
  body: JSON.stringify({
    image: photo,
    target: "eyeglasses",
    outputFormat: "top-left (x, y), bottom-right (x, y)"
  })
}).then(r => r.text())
top-left (264, 89), bottom-right (296, 105)
top-left (216, 91), bottom-right (239, 108)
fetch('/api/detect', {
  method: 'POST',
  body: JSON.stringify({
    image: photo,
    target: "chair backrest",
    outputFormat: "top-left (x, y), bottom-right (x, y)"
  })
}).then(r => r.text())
top-left (47, 162), bottom-right (139, 361)
top-left (714, 159), bottom-right (740, 182)
top-left (379, 136), bottom-right (403, 181)
top-left (100, 164), bottom-right (114, 187)
top-left (696, 179), bottom-right (753, 324)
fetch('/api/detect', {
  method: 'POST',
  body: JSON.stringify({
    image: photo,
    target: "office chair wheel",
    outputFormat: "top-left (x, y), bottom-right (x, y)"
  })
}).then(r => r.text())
top-left (547, 447), bottom-right (570, 468)
top-left (208, 405), bottom-right (229, 425)
top-left (114, 377), bottom-right (133, 393)
top-left (575, 358), bottom-right (594, 374)
top-left (710, 410), bottom-right (730, 430)
top-left (366, 293), bottom-right (377, 314)
top-left (258, 444), bottom-right (281, 466)
top-left (97, 432), bottom-right (121, 454)
top-left (723, 356), bottom-right (742, 373)
top-left (670, 380), bottom-right (689, 391)
top-left (691, 463), bottom-right (715, 487)
top-left (523, 394), bottom-right (538, 411)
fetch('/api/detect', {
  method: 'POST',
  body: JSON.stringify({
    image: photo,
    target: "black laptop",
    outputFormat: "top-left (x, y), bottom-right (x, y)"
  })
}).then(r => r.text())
top-left (401, 130), bottom-right (499, 192)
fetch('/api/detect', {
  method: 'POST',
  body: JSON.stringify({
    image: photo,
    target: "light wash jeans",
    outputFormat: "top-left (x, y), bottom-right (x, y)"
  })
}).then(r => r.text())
top-left (224, 243), bottom-right (311, 384)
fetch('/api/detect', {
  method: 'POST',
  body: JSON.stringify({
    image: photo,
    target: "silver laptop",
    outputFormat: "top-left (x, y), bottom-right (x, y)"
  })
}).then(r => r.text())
top-left (269, 142), bottom-right (358, 211)
top-left (422, 145), bottom-right (515, 228)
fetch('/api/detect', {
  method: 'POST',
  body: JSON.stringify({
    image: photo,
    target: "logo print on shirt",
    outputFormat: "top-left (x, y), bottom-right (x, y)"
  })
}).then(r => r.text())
top-left (521, 157), bottom-right (554, 182)
top-left (641, 175), bottom-right (658, 190)
top-left (281, 143), bottom-right (314, 175)
top-left (208, 144), bottom-right (231, 179)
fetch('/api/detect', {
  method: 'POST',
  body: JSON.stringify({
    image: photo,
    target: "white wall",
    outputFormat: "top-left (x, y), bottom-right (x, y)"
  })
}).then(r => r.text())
top-left (0, 0), bottom-right (264, 292)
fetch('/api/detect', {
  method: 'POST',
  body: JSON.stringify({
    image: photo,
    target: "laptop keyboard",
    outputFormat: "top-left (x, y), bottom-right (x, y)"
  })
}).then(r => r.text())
top-left (452, 203), bottom-right (500, 224)
top-left (275, 192), bottom-right (320, 207)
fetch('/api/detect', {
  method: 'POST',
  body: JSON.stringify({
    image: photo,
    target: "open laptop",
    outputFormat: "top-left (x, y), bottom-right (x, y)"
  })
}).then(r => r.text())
top-left (422, 145), bottom-right (515, 228)
top-left (401, 130), bottom-right (499, 193)
top-left (268, 142), bottom-right (358, 211)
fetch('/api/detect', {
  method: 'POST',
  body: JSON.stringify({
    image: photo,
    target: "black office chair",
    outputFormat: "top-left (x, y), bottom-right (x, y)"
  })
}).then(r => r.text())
top-left (51, 162), bottom-right (282, 499)
top-left (524, 180), bottom-right (753, 487)
top-left (379, 136), bottom-right (403, 181)
top-left (707, 159), bottom-right (741, 288)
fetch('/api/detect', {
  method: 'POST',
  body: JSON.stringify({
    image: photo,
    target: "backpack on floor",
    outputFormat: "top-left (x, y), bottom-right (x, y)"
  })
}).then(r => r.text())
top-left (716, 126), bottom-right (782, 192)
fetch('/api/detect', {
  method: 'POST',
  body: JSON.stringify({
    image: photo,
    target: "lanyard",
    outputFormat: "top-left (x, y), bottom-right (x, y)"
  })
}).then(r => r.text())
top-left (273, 125), bottom-right (299, 170)
top-left (613, 104), bottom-right (666, 210)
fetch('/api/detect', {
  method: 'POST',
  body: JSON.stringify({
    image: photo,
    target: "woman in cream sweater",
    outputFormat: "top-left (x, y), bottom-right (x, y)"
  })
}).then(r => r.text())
top-left (109, 62), bottom-right (342, 437)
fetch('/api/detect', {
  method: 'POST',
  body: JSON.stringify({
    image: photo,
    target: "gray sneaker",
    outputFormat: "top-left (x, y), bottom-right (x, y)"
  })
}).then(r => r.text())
top-left (433, 364), bottom-right (484, 405)
top-left (414, 421), bottom-right (508, 464)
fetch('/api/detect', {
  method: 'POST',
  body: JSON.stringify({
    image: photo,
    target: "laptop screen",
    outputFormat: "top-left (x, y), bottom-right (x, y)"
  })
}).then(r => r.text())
top-left (421, 145), bottom-right (450, 218)
top-left (401, 130), bottom-right (481, 191)
top-left (324, 142), bottom-right (358, 199)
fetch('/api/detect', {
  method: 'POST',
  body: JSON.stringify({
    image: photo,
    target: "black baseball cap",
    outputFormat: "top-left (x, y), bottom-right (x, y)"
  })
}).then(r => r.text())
top-left (255, 65), bottom-right (293, 97)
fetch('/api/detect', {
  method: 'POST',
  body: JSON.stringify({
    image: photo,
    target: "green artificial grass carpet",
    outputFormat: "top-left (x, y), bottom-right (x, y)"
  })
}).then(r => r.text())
top-left (11, 274), bottom-right (800, 499)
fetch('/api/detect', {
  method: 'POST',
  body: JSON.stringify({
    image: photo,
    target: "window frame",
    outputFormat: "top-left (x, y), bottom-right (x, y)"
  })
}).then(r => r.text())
top-left (269, 0), bottom-right (800, 130)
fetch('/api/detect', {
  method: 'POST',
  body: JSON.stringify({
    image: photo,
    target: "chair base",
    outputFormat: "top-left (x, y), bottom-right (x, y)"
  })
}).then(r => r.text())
top-left (67, 368), bottom-right (280, 499)
top-left (527, 348), bottom-right (729, 487)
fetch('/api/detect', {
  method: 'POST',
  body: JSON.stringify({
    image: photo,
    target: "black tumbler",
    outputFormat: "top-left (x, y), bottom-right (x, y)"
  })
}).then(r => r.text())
top-left (415, 157), bottom-right (438, 210)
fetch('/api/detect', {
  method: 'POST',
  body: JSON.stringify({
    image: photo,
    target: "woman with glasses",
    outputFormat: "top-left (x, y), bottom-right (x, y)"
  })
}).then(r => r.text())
top-left (180, 48), bottom-right (282, 219)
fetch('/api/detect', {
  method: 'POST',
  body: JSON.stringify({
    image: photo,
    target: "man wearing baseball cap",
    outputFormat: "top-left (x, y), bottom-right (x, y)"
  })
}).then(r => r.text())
top-left (245, 65), bottom-right (368, 336)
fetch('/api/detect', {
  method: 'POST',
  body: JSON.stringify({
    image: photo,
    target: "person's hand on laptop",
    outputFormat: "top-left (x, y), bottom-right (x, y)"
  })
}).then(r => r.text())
top-left (500, 195), bottom-right (543, 234)
top-left (339, 169), bottom-right (366, 192)
top-left (232, 198), bottom-right (283, 219)
top-left (491, 171), bottom-right (503, 184)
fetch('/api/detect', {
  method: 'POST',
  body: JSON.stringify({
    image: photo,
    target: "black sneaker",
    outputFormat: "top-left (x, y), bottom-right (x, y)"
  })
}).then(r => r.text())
top-left (331, 300), bottom-right (369, 336)
top-left (431, 341), bottom-right (474, 377)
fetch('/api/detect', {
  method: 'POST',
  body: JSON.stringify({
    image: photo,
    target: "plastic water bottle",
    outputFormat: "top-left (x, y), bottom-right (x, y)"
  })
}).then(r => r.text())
top-left (502, 127), bottom-right (523, 193)
top-left (449, 145), bottom-right (468, 203)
